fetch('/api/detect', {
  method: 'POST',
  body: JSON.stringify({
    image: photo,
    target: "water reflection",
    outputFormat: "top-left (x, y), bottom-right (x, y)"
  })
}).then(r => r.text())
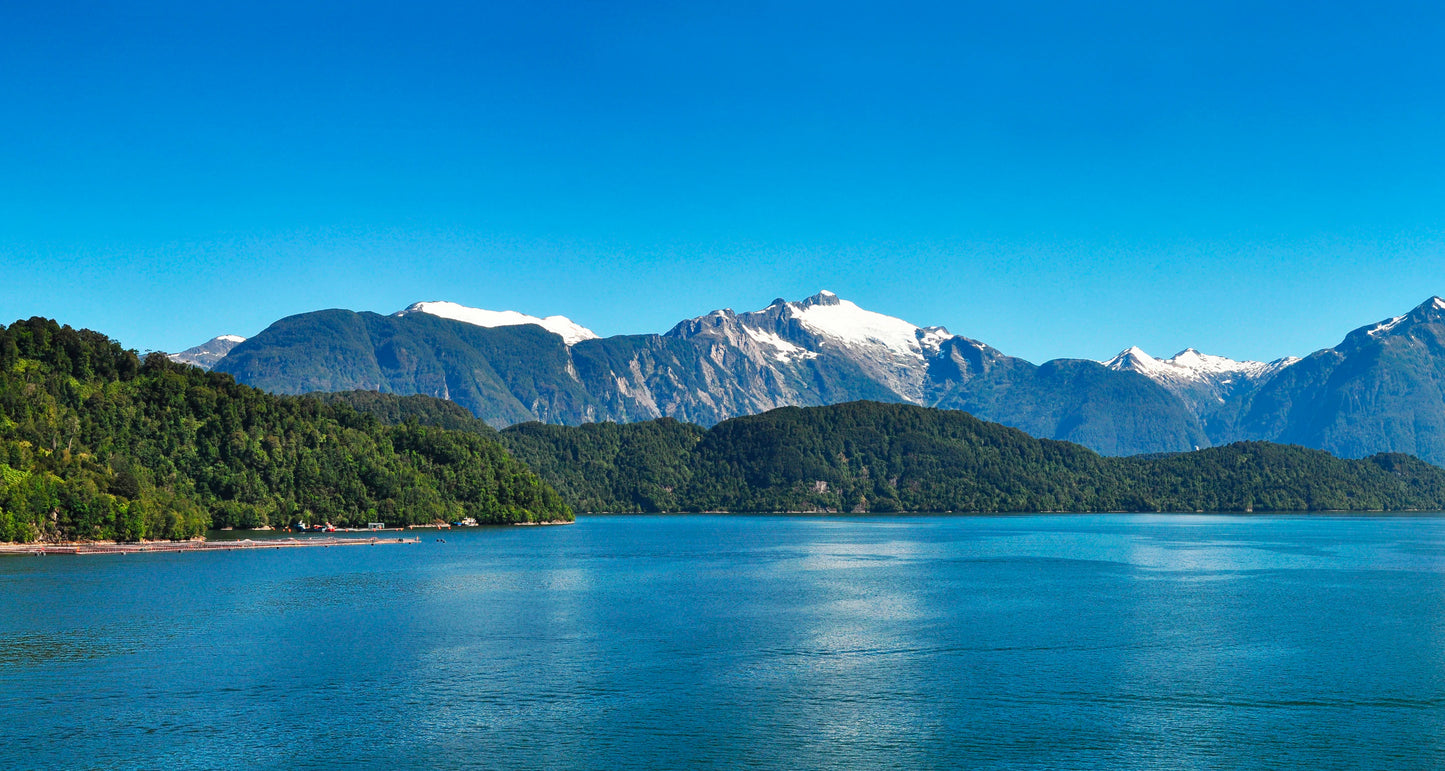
top-left (728, 525), bottom-right (937, 765)
top-left (2, 515), bottom-right (1444, 769)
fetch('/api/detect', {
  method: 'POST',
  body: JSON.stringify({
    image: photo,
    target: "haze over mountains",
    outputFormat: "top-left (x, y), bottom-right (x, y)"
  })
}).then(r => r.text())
top-left (188, 292), bottom-right (1445, 465)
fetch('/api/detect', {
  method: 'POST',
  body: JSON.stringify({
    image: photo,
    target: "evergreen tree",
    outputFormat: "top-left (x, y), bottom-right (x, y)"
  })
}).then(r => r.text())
top-left (0, 318), bottom-right (571, 542)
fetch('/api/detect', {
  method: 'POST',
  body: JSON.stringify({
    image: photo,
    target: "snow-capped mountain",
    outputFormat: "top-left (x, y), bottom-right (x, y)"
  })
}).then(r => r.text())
top-left (1103, 346), bottom-right (1298, 415)
top-left (211, 292), bottom-right (1445, 464)
top-left (1344, 296), bottom-right (1445, 348)
top-left (167, 334), bottom-right (246, 370)
top-left (217, 289), bottom-right (1206, 454)
top-left (1103, 346), bottom-right (1296, 385)
top-left (665, 291), bottom-right (956, 403)
top-left (775, 290), bottom-right (953, 358)
top-left (395, 301), bottom-right (598, 346)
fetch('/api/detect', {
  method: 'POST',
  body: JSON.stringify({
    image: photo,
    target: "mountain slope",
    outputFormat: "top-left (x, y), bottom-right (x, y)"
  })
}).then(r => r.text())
top-left (207, 293), bottom-right (1445, 463)
top-left (214, 293), bottom-right (1202, 454)
top-left (927, 344), bottom-right (1208, 455)
top-left (215, 310), bottom-right (597, 426)
top-left (1103, 346), bottom-right (1298, 418)
top-left (167, 334), bottom-right (246, 370)
top-left (1222, 297), bottom-right (1445, 462)
top-left (501, 419), bottom-right (705, 513)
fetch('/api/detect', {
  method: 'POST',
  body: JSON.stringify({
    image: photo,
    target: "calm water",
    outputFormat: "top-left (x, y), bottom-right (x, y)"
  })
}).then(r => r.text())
top-left (2, 515), bottom-right (1444, 770)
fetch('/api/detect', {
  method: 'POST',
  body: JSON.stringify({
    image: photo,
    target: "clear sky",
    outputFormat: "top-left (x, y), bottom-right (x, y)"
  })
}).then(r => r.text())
top-left (2, 0), bottom-right (1442, 364)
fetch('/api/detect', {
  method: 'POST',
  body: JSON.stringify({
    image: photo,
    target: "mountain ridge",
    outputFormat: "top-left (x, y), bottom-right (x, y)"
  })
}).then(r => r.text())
top-left (198, 292), bottom-right (1445, 464)
top-left (212, 292), bottom-right (1201, 455)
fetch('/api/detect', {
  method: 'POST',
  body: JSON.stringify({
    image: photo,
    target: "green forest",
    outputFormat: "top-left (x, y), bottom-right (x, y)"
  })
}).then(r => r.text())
top-left (501, 419), bottom-right (705, 512)
top-left (0, 318), bottom-right (571, 543)
top-left (6, 315), bottom-right (1444, 544)
top-left (500, 402), bottom-right (1445, 514)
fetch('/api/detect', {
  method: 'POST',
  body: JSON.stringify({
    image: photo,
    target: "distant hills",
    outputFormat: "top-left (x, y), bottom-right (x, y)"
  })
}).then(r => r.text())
top-left (186, 292), bottom-right (1445, 465)
top-left (316, 394), bottom-right (1445, 514)
top-left (496, 402), bottom-right (1445, 514)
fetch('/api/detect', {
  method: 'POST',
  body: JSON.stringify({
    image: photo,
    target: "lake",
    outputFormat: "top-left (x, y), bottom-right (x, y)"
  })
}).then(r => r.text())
top-left (2, 514), bottom-right (1443, 769)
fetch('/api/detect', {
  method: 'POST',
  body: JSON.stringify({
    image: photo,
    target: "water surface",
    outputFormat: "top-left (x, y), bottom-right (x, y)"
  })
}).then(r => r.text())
top-left (2, 514), bottom-right (1443, 769)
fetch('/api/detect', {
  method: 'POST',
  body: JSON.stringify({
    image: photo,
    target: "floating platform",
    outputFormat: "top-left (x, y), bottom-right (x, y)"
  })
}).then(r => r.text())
top-left (0, 536), bottom-right (420, 557)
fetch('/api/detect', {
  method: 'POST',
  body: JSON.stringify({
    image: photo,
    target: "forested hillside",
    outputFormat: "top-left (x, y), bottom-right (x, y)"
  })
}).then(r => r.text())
top-left (0, 318), bottom-right (570, 543)
top-left (313, 390), bottom-right (501, 435)
top-left (502, 419), bottom-right (705, 513)
top-left (499, 402), bottom-right (1445, 514)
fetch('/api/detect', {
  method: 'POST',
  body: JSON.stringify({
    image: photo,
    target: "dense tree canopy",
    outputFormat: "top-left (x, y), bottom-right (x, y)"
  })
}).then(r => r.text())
top-left (0, 318), bottom-right (570, 543)
top-left (501, 419), bottom-right (704, 513)
top-left (500, 402), bottom-right (1445, 514)
top-left (313, 390), bottom-right (501, 435)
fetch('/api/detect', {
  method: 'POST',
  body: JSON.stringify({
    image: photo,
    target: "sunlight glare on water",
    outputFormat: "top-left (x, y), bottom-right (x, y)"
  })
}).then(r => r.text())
top-left (2, 514), bottom-right (1443, 769)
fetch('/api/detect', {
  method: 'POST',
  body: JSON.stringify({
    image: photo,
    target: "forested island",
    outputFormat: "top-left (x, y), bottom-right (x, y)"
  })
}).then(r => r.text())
top-left (495, 402), bottom-right (1445, 514)
top-left (0, 318), bottom-right (571, 543)
top-left (6, 318), bottom-right (1445, 544)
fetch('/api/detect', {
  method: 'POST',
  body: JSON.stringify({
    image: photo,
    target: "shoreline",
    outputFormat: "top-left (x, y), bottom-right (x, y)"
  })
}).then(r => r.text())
top-left (0, 518), bottom-right (577, 551)
top-left (0, 535), bottom-right (420, 556)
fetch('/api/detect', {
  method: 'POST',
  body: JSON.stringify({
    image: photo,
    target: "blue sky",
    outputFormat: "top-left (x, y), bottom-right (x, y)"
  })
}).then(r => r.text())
top-left (2, 0), bottom-right (1442, 363)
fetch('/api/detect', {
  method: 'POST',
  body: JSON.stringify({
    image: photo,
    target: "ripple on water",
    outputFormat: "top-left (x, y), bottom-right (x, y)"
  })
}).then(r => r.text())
top-left (1, 515), bottom-right (1444, 770)
top-left (0, 628), bottom-right (141, 667)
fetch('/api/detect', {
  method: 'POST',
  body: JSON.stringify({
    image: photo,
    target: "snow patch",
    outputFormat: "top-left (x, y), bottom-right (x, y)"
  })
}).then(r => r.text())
top-left (787, 295), bottom-right (934, 358)
top-left (216, 334), bottom-right (246, 343)
top-left (917, 327), bottom-right (953, 353)
top-left (1367, 315), bottom-right (1407, 338)
top-left (1104, 346), bottom-right (1294, 383)
top-left (397, 301), bottom-right (598, 345)
top-left (744, 327), bottom-right (818, 362)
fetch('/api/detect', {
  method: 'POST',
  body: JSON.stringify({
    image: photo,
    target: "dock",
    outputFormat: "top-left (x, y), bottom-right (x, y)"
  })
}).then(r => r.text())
top-left (0, 536), bottom-right (420, 557)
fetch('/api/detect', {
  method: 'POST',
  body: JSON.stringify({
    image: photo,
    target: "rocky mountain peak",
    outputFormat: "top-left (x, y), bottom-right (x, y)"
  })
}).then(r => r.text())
top-left (1102, 344), bottom-right (1298, 417)
top-left (798, 289), bottom-right (843, 307)
top-left (774, 292), bottom-right (940, 360)
top-left (167, 335), bottom-right (248, 370)
top-left (1337, 296), bottom-right (1445, 351)
top-left (1103, 346), bottom-right (1156, 370)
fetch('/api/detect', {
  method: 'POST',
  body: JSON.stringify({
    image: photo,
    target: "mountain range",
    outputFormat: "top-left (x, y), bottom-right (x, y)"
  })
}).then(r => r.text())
top-left (186, 292), bottom-right (1445, 465)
